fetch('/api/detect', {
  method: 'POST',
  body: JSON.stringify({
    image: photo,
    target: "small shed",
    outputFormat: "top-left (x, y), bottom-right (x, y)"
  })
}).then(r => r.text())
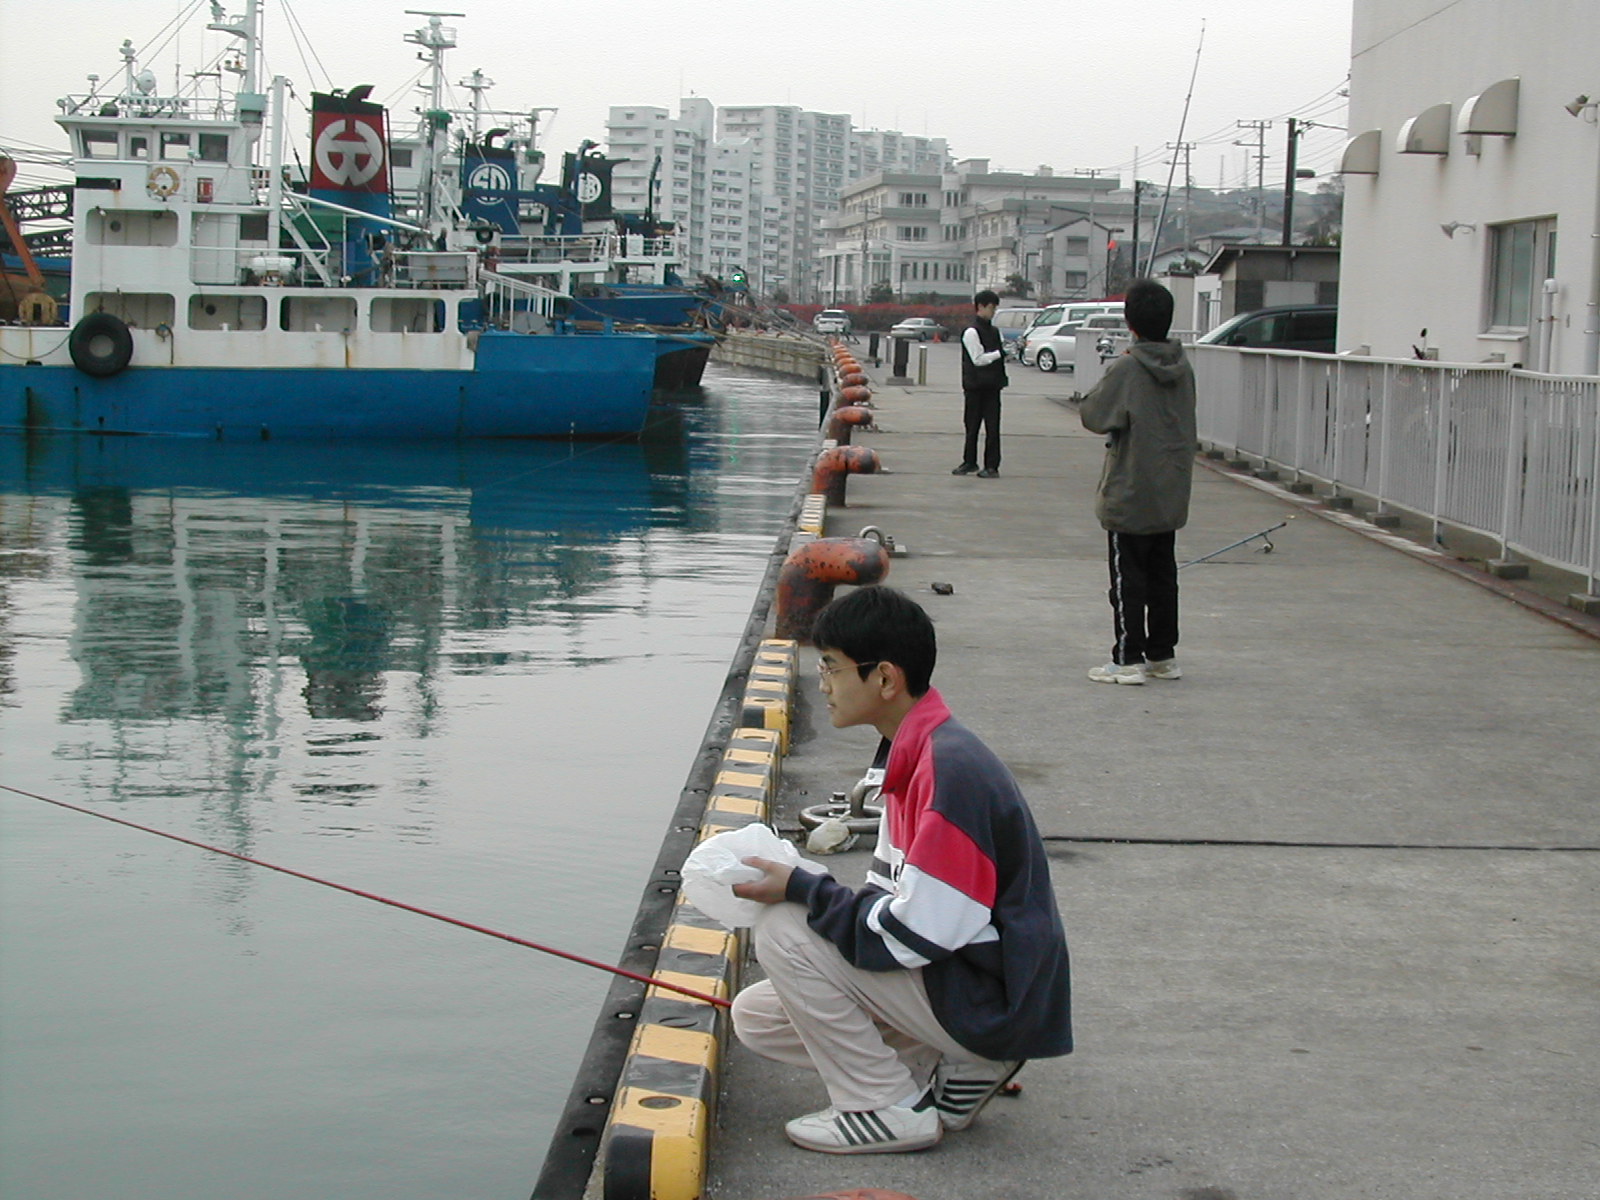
top-left (1200, 244), bottom-right (1340, 321)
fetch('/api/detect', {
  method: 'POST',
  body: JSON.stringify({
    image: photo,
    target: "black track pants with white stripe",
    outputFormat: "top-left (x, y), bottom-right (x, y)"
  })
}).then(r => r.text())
top-left (1105, 530), bottom-right (1178, 665)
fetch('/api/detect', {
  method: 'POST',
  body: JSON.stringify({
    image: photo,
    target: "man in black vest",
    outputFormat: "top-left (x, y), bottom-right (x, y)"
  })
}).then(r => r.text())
top-left (953, 289), bottom-right (1009, 478)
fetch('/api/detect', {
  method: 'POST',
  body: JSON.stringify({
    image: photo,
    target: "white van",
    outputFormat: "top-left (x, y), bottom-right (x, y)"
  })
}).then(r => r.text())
top-left (991, 307), bottom-right (1043, 348)
top-left (1018, 302), bottom-right (1123, 366)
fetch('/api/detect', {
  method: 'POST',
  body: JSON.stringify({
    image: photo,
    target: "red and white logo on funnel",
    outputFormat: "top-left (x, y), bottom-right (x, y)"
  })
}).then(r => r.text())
top-left (312, 117), bottom-right (386, 190)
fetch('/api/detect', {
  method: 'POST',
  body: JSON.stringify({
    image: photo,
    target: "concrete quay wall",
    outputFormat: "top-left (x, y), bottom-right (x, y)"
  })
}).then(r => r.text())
top-left (710, 331), bottom-right (826, 379)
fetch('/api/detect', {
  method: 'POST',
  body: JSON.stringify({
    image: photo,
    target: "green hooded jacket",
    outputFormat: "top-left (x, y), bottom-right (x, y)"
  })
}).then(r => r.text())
top-left (1078, 339), bottom-right (1197, 535)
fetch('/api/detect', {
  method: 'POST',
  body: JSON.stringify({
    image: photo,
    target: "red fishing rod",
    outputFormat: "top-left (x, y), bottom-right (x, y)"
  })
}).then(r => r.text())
top-left (0, 782), bottom-right (730, 1009)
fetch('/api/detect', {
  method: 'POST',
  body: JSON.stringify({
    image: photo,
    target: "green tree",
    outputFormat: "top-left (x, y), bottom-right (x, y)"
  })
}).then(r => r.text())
top-left (867, 280), bottom-right (895, 303)
top-left (1002, 273), bottom-right (1034, 298)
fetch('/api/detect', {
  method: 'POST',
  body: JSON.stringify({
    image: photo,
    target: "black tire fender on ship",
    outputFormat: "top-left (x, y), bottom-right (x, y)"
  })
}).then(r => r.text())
top-left (68, 313), bottom-right (135, 378)
top-left (473, 224), bottom-right (496, 244)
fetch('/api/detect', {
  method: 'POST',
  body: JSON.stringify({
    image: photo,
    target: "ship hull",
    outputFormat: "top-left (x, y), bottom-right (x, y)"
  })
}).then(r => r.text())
top-left (0, 331), bottom-right (659, 440)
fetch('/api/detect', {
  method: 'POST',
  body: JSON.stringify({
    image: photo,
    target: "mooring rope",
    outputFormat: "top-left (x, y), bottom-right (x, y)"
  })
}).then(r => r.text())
top-left (0, 781), bottom-right (731, 1008)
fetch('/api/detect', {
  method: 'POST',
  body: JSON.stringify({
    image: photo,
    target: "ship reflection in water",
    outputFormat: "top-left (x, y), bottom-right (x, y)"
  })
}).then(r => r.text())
top-left (0, 368), bottom-right (819, 1200)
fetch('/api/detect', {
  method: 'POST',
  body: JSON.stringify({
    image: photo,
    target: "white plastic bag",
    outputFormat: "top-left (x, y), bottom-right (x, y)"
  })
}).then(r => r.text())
top-left (681, 824), bottom-right (823, 930)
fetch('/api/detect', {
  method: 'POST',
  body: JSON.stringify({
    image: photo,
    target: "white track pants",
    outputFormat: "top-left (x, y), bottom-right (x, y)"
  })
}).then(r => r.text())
top-left (731, 902), bottom-right (999, 1112)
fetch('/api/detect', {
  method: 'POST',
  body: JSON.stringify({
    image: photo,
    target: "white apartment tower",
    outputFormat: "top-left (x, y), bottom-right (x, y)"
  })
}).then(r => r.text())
top-left (607, 99), bottom-right (954, 300)
top-left (716, 104), bottom-right (852, 300)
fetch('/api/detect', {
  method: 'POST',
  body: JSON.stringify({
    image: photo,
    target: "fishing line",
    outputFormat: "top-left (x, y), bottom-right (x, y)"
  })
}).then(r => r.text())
top-left (0, 782), bottom-right (731, 1009)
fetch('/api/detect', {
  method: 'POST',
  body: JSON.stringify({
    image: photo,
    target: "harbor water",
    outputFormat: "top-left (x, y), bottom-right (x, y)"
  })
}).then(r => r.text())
top-left (0, 365), bottom-right (820, 1199)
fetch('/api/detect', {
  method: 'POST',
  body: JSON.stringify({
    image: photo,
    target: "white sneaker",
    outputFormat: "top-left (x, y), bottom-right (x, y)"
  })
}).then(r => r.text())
top-left (783, 1092), bottom-right (942, 1154)
top-left (1088, 661), bottom-right (1146, 685)
top-left (932, 1059), bottom-right (1025, 1131)
top-left (1145, 657), bottom-right (1182, 680)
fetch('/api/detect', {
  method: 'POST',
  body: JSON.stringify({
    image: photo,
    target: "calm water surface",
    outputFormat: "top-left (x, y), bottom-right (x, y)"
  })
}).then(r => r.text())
top-left (0, 366), bottom-right (820, 1199)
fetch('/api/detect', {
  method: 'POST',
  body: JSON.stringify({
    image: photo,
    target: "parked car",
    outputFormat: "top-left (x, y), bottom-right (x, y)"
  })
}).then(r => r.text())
top-left (1018, 302), bottom-right (1123, 365)
top-left (888, 317), bottom-right (946, 340)
top-left (1034, 313), bottom-right (1130, 372)
top-left (813, 308), bottom-right (852, 335)
top-left (991, 306), bottom-right (1043, 346)
top-left (1196, 304), bottom-right (1337, 353)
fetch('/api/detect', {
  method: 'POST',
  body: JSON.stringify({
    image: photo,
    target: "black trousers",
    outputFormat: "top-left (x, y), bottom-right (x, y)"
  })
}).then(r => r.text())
top-left (1106, 530), bottom-right (1179, 665)
top-left (961, 387), bottom-right (1003, 470)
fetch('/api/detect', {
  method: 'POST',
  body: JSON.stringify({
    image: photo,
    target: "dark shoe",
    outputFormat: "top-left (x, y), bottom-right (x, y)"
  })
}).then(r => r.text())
top-left (933, 1060), bottom-right (1025, 1131)
top-left (976, 467), bottom-right (999, 478)
top-left (951, 463), bottom-right (978, 476)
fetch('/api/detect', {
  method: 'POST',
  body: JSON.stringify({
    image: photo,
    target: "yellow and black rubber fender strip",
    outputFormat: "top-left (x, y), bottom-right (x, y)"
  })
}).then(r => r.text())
top-left (741, 639), bottom-right (799, 753)
top-left (601, 720), bottom-right (790, 1199)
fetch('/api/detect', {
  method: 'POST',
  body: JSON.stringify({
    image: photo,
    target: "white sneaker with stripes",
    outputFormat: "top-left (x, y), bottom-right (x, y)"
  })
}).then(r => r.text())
top-left (783, 1091), bottom-right (942, 1154)
top-left (932, 1059), bottom-right (1025, 1131)
top-left (1088, 661), bottom-right (1147, 685)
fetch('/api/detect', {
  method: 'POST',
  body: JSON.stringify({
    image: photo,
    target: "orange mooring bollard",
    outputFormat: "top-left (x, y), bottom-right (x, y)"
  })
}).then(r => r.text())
top-left (825, 405), bottom-right (874, 444)
top-left (774, 537), bottom-right (891, 641)
top-left (839, 384), bottom-right (872, 406)
top-left (810, 443), bottom-right (880, 504)
top-left (840, 371), bottom-right (868, 387)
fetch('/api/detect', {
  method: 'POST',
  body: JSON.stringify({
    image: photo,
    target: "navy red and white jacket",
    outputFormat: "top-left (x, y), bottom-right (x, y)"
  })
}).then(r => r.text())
top-left (784, 688), bottom-right (1073, 1061)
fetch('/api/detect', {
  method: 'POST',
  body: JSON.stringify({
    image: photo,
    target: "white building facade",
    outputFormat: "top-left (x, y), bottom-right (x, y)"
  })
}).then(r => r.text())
top-left (1338, 0), bottom-right (1600, 372)
top-left (817, 161), bottom-right (1119, 304)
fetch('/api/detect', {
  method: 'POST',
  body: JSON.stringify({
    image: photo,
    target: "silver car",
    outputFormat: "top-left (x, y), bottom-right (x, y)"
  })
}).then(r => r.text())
top-left (888, 317), bottom-right (946, 341)
top-left (1033, 313), bottom-right (1129, 372)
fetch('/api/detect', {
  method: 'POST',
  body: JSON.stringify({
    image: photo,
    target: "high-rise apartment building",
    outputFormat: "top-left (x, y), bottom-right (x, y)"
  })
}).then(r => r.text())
top-left (605, 100), bottom-right (954, 300)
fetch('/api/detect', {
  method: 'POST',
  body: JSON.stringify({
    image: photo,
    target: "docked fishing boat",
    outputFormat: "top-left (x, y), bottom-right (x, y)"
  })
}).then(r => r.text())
top-left (439, 112), bottom-right (722, 391)
top-left (0, 4), bottom-right (669, 440)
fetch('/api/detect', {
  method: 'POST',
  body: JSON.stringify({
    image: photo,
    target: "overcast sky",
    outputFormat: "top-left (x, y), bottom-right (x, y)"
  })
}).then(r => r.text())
top-left (1, 0), bottom-right (1354, 191)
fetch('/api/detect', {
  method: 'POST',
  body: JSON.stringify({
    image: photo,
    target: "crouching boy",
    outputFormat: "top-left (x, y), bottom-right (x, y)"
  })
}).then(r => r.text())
top-left (730, 586), bottom-right (1072, 1153)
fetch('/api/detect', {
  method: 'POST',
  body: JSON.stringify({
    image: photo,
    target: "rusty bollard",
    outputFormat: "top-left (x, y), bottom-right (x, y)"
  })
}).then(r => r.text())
top-left (810, 444), bottom-right (881, 505)
top-left (775, 538), bottom-right (892, 641)
top-left (825, 405), bottom-right (874, 445)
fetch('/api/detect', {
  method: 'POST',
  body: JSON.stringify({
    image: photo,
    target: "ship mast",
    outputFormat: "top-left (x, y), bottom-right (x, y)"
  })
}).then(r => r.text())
top-left (206, 0), bottom-right (262, 96)
top-left (405, 10), bottom-right (463, 232)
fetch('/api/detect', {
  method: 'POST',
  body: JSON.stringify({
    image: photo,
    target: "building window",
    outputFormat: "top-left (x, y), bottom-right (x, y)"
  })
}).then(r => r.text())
top-left (1487, 218), bottom-right (1556, 331)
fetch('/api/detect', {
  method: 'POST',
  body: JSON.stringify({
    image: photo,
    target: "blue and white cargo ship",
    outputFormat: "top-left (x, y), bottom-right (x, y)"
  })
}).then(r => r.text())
top-left (0, 3), bottom-right (672, 440)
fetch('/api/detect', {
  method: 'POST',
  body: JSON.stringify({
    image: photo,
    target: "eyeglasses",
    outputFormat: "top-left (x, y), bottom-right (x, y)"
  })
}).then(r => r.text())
top-left (816, 659), bottom-right (880, 680)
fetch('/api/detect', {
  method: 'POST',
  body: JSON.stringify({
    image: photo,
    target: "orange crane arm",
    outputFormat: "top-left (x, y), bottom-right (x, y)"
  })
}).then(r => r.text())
top-left (0, 156), bottom-right (48, 288)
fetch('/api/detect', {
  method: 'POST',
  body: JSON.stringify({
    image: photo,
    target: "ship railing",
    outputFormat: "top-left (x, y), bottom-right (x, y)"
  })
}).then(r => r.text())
top-left (58, 89), bottom-right (235, 123)
top-left (615, 235), bottom-right (680, 263)
top-left (493, 234), bottom-right (611, 265)
top-left (480, 270), bottom-right (564, 327)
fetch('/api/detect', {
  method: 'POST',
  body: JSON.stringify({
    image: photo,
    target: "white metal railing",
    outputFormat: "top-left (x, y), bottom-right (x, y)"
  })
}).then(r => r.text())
top-left (479, 270), bottom-right (563, 327)
top-left (1194, 346), bottom-right (1600, 592)
top-left (494, 234), bottom-right (612, 264)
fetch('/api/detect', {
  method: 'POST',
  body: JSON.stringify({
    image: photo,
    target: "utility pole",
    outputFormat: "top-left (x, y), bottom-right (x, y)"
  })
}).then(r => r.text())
top-left (1078, 166), bottom-right (1103, 298)
top-left (1130, 180), bottom-right (1146, 287)
top-left (1166, 140), bottom-right (1195, 268)
top-left (1282, 117), bottom-right (1301, 247)
top-left (1236, 119), bottom-right (1269, 241)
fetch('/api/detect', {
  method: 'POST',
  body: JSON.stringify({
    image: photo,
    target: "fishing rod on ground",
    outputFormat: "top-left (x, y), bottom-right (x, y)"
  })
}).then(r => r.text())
top-left (1179, 516), bottom-right (1292, 569)
top-left (0, 782), bottom-right (731, 1009)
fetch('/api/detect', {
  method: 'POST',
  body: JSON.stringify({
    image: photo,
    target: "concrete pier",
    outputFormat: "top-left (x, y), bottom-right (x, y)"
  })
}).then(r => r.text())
top-left (711, 330), bottom-right (826, 378)
top-left (706, 343), bottom-right (1600, 1199)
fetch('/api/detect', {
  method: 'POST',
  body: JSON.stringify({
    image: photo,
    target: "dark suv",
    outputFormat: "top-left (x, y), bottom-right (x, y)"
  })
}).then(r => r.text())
top-left (1197, 304), bottom-right (1337, 353)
